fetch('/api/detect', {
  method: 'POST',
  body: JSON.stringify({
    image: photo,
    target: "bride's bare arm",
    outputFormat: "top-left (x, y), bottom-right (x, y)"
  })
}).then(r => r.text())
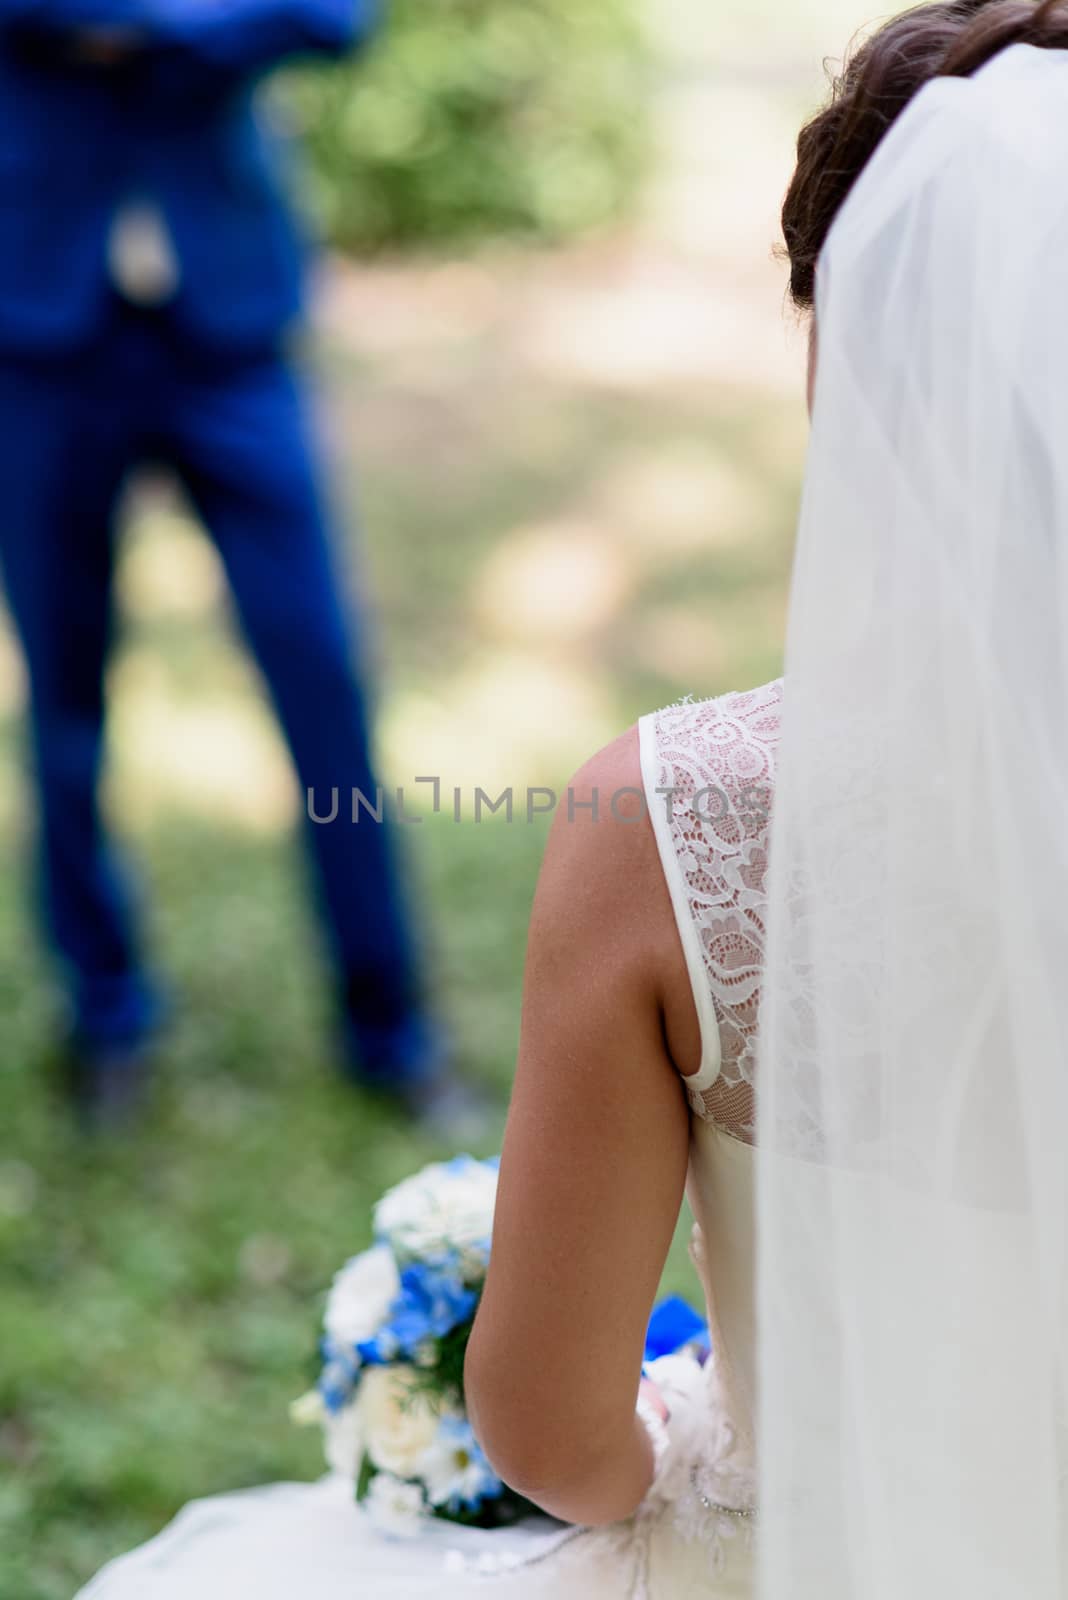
top-left (465, 725), bottom-right (694, 1528)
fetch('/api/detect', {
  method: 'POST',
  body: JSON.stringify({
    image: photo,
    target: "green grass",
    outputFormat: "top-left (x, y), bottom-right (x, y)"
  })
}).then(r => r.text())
top-left (0, 812), bottom-right (530, 1599)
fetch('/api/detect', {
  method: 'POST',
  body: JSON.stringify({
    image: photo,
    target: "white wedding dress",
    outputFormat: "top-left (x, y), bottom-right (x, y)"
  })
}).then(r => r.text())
top-left (78, 680), bottom-right (782, 1600)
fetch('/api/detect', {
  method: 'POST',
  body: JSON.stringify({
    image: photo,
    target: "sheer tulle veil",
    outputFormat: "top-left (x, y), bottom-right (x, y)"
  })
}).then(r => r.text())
top-left (758, 41), bottom-right (1068, 1598)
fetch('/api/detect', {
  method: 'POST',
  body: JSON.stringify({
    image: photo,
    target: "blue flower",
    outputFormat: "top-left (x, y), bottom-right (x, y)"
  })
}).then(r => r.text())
top-left (318, 1333), bottom-right (361, 1414)
top-left (358, 1258), bottom-right (478, 1365)
top-left (643, 1296), bottom-right (710, 1364)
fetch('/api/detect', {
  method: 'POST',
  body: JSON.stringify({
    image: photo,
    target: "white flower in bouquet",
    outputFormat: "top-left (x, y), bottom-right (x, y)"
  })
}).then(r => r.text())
top-left (323, 1399), bottom-right (364, 1479)
top-left (418, 1416), bottom-right (503, 1513)
top-left (363, 1472), bottom-right (427, 1540)
top-left (324, 1244), bottom-right (400, 1351)
top-left (373, 1157), bottom-right (498, 1280)
top-left (289, 1390), bottom-right (325, 1428)
top-left (356, 1364), bottom-right (454, 1479)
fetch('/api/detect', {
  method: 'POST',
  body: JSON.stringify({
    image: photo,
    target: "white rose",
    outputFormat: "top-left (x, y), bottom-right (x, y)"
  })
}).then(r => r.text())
top-left (373, 1160), bottom-right (497, 1272)
top-left (324, 1245), bottom-right (400, 1351)
top-left (356, 1364), bottom-right (452, 1479)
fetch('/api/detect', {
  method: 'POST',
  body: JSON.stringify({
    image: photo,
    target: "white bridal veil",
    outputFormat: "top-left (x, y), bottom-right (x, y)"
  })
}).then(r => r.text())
top-left (759, 40), bottom-right (1068, 1599)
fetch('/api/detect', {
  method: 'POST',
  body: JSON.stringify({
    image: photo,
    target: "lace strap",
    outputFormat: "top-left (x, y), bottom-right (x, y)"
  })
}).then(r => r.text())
top-left (638, 683), bottom-right (782, 1139)
top-left (639, 710), bottom-right (723, 1094)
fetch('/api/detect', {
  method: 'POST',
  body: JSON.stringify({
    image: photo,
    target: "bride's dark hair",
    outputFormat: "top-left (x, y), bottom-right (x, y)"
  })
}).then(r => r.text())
top-left (783, 0), bottom-right (1068, 308)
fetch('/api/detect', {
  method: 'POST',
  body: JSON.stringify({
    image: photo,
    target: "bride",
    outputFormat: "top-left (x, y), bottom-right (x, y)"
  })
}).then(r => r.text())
top-left (79, 4), bottom-right (1068, 1596)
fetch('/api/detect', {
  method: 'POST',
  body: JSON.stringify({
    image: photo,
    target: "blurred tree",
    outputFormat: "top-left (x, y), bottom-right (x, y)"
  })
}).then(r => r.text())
top-left (277, 0), bottom-right (649, 251)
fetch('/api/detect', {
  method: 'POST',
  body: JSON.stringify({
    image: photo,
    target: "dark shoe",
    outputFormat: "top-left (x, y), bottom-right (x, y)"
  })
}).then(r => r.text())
top-left (342, 999), bottom-right (448, 1082)
top-left (62, 1037), bottom-right (154, 1133)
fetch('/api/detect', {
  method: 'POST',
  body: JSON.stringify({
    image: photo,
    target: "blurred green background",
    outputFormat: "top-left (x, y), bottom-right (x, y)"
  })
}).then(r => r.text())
top-left (283, 0), bottom-right (649, 249)
top-left (1, 0), bottom-right (861, 1593)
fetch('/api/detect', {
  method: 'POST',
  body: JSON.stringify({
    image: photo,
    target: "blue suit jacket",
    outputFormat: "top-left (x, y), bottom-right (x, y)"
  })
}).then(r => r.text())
top-left (0, 0), bottom-right (377, 354)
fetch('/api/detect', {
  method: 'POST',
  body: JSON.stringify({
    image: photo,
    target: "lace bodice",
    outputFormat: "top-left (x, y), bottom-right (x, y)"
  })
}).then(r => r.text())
top-left (639, 681), bottom-right (783, 1142)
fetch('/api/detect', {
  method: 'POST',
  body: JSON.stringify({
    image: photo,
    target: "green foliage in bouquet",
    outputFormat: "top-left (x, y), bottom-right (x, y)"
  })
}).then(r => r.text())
top-left (276, 0), bottom-right (650, 252)
top-left (405, 1319), bottom-right (469, 1411)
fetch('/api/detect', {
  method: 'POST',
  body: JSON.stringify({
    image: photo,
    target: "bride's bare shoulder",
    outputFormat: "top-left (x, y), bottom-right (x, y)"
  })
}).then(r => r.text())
top-left (541, 723), bottom-right (657, 921)
top-left (527, 722), bottom-right (702, 1079)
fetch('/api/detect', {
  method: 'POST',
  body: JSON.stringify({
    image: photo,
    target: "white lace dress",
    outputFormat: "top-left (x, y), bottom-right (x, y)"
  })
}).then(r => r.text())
top-left (77, 682), bottom-right (782, 1600)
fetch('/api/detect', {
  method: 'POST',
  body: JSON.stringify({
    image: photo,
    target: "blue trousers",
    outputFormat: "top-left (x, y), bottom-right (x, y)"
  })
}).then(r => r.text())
top-left (0, 300), bottom-right (434, 1081)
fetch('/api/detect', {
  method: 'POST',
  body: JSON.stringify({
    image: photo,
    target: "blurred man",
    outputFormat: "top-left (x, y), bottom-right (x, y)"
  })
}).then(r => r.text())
top-left (0, 0), bottom-right (459, 1128)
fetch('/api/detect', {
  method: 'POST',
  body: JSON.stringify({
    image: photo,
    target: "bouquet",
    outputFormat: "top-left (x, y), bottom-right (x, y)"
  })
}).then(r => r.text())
top-left (293, 1155), bottom-right (708, 1541)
